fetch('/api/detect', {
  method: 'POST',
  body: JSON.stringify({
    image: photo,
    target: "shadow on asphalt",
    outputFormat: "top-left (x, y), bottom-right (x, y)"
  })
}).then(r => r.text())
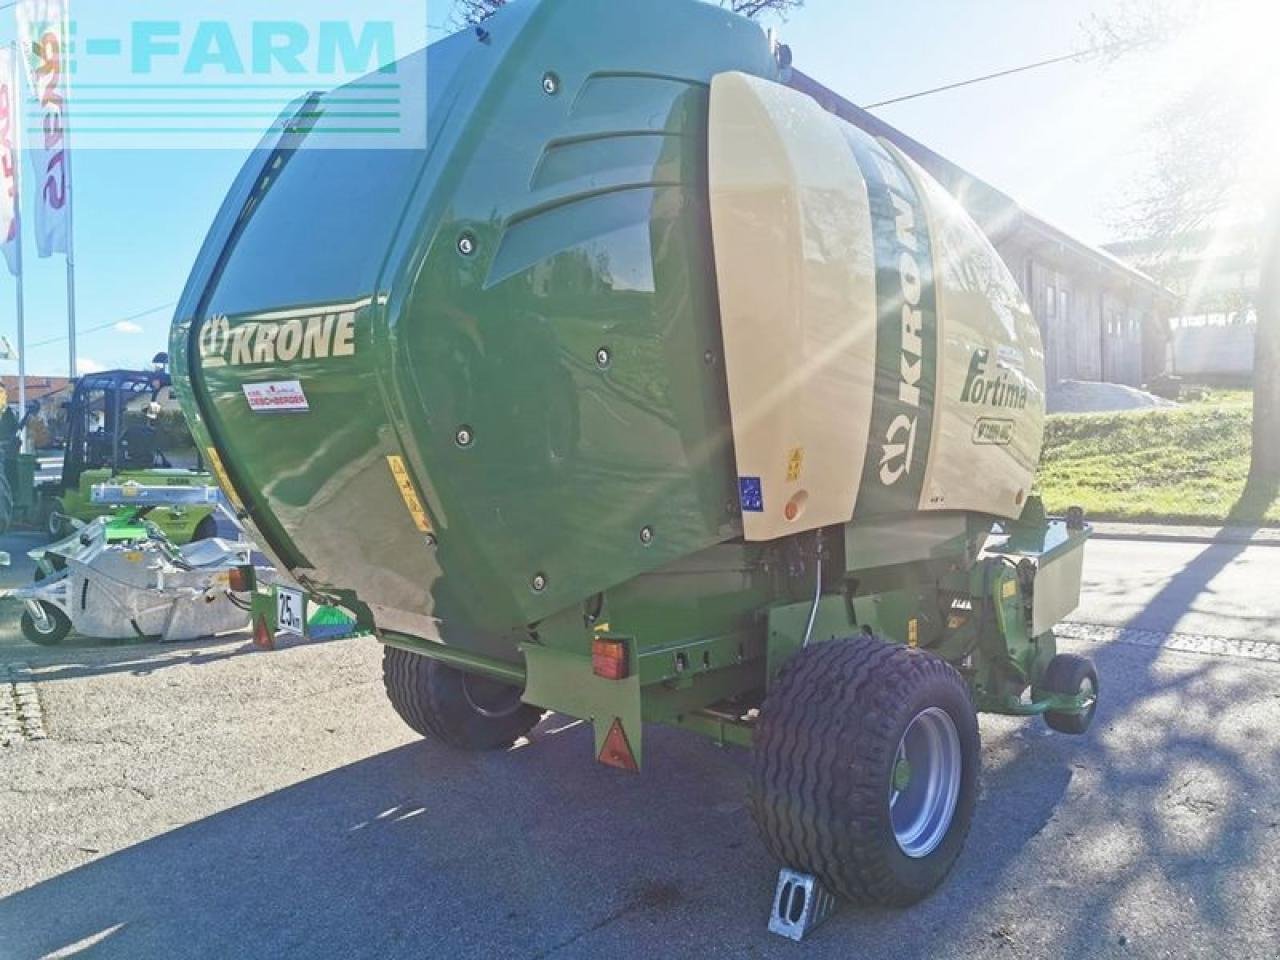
top-left (1036, 537), bottom-right (1280, 957)
top-left (3, 541), bottom-right (1273, 958)
top-left (2, 629), bottom-right (350, 682)
top-left (0, 701), bottom-right (1083, 960)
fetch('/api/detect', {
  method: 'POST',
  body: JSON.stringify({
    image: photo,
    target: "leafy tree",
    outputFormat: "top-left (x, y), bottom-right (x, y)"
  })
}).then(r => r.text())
top-left (1091, 1), bottom-right (1280, 515)
top-left (456, 0), bottom-right (802, 26)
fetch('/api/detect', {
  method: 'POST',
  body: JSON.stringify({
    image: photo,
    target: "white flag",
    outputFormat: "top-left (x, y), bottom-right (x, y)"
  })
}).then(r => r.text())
top-left (16, 0), bottom-right (69, 258)
top-left (0, 47), bottom-right (19, 277)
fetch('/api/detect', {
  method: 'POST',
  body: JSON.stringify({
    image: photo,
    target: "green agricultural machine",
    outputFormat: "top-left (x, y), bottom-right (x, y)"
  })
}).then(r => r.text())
top-left (172, 0), bottom-right (1096, 912)
top-left (34, 369), bottom-right (219, 544)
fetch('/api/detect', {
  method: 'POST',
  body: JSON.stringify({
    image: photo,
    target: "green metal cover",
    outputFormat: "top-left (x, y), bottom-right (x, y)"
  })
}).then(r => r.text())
top-left (172, 0), bottom-right (779, 639)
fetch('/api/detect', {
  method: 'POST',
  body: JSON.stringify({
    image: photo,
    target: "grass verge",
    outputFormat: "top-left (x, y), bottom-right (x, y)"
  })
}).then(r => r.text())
top-left (1036, 395), bottom-right (1280, 526)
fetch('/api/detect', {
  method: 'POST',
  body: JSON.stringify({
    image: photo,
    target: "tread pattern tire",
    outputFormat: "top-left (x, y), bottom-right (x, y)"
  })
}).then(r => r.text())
top-left (750, 635), bottom-right (980, 907)
top-left (1038, 653), bottom-right (1098, 735)
top-left (382, 645), bottom-right (542, 752)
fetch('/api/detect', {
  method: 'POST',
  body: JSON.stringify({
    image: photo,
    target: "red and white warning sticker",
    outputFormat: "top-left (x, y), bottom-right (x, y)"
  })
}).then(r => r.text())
top-left (243, 380), bottom-right (309, 413)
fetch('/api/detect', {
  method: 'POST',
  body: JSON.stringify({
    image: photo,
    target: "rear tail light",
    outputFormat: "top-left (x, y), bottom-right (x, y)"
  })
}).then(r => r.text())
top-left (228, 565), bottom-right (255, 592)
top-left (591, 637), bottom-right (629, 680)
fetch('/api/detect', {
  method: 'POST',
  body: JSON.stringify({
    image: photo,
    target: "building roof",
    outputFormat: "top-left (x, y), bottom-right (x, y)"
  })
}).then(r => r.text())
top-left (0, 375), bottom-right (72, 402)
top-left (788, 69), bottom-right (1177, 304)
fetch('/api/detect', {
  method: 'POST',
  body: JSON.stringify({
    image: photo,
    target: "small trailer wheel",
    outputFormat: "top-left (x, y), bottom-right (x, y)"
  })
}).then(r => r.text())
top-left (20, 601), bottom-right (72, 646)
top-left (45, 498), bottom-right (66, 539)
top-left (382, 645), bottom-right (542, 751)
top-left (750, 636), bottom-right (980, 907)
top-left (1038, 653), bottom-right (1098, 735)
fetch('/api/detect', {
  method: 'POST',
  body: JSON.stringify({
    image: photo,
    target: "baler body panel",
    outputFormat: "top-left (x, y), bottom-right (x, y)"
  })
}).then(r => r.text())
top-left (175, 0), bottom-right (1049, 652)
top-left (707, 72), bottom-right (878, 541)
top-left (173, 0), bottom-right (780, 637)
top-left (708, 73), bottom-right (1044, 538)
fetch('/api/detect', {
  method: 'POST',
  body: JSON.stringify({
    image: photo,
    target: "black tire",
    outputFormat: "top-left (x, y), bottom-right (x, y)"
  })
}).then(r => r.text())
top-left (191, 515), bottom-right (219, 542)
top-left (750, 636), bottom-right (981, 907)
top-left (1037, 653), bottom-right (1098, 735)
top-left (382, 645), bottom-right (542, 751)
top-left (0, 472), bottom-right (13, 536)
top-left (20, 601), bottom-right (72, 645)
top-left (46, 498), bottom-right (65, 539)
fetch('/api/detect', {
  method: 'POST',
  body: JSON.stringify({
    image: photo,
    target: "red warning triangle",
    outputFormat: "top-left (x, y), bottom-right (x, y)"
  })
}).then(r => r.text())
top-left (253, 614), bottom-right (275, 651)
top-left (598, 717), bottom-right (638, 772)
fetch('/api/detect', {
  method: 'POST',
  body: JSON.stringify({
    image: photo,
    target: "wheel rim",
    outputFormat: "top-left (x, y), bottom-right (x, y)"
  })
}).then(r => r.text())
top-left (889, 706), bottom-right (963, 859)
top-left (461, 673), bottom-right (525, 719)
top-left (1077, 676), bottom-right (1098, 718)
top-left (24, 600), bottom-right (56, 634)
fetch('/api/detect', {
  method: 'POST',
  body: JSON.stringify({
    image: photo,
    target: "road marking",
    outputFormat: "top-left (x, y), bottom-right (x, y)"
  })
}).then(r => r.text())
top-left (1, 662), bottom-right (46, 744)
top-left (1059, 622), bottom-right (1280, 665)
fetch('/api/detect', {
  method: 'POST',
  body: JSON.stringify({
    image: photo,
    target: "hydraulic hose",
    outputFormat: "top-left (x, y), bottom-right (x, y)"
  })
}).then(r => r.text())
top-left (802, 532), bottom-right (823, 648)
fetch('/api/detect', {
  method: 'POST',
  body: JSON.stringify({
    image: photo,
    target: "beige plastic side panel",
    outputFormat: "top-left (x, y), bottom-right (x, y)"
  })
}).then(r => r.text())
top-left (883, 144), bottom-right (1046, 519)
top-left (708, 72), bottom-right (877, 541)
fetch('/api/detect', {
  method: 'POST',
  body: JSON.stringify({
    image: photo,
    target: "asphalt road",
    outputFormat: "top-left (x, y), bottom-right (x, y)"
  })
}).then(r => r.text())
top-left (1073, 539), bottom-right (1280, 643)
top-left (2, 535), bottom-right (1279, 959)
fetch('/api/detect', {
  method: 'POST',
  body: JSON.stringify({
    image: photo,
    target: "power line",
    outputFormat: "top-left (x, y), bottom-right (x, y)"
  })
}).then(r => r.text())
top-left (26, 300), bottom-right (176, 349)
top-left (861, 46), bottom-right (1105, 110)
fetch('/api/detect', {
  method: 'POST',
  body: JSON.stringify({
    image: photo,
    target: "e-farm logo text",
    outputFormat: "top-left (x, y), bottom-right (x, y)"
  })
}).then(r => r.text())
top-left (34, 2), bottom-right (426, 150)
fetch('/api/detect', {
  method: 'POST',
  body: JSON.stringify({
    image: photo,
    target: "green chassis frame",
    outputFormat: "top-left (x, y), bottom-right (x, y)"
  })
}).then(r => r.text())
top-left (363, 497), bottom-right (1092, 768)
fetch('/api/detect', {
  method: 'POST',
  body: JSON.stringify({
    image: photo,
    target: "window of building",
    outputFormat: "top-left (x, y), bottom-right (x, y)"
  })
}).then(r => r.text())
top-left (1046, 283), bottom-right (1057, 318)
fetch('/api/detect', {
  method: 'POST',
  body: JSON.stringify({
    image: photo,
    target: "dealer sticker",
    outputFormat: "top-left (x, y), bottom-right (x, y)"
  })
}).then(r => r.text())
top-left (243, 380), bottom-right (309, 413)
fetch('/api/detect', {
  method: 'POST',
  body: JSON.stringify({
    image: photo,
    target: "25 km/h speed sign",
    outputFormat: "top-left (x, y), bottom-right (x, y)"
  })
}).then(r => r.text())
top-left (276, 586), bottom-right (306, 636)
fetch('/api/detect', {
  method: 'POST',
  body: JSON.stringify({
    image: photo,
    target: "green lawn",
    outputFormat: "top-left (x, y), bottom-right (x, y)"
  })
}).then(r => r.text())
top-left (1036, 392), bottom-right (1280, 526)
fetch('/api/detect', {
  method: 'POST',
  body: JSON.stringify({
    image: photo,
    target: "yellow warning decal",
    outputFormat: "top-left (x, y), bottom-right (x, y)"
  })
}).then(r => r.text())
top-left (786, 446), bottom-right (804, 483)
top-left (907, 617), bottom-right (919, 648)
top-left (205, 447), bottom-right (244, 510)
top-left (1002, 579), bottom-right (1018, 599)
top-left (386, 455), bottom-right (433, 534)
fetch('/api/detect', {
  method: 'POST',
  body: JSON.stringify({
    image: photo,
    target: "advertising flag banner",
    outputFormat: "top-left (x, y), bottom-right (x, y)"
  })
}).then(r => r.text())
top-left (16, 0), bottom-right (70, 258)
top-left (0, 46), bottom-right (20, 277)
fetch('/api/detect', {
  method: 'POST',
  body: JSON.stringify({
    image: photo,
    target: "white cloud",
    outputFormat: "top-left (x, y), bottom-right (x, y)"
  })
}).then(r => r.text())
top-left (114, 320), bottom-right (143, 334)
top-left (76, 357), bottom-right (105, 374)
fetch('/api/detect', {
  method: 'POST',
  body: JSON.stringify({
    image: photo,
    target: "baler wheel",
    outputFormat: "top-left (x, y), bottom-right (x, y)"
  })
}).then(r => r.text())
top-left (382, 645), bottom-right (542, 751)
top-left (749, 635), bottom-right (980, 906)
top-left (1037, 653), bottom-right (1099, 735)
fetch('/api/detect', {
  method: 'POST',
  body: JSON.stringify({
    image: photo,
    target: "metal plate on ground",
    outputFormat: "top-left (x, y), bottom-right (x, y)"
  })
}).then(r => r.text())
top-left (276, 586), bottom-right (306, 636)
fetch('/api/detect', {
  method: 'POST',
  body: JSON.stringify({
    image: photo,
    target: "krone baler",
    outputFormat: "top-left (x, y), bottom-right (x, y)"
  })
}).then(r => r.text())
top-left (172, 0), bottom-right (1096, 907)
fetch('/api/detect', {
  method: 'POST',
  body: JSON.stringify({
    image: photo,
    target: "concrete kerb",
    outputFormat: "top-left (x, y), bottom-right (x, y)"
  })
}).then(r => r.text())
top-left (1088, 522), bottom-right (1280, 547)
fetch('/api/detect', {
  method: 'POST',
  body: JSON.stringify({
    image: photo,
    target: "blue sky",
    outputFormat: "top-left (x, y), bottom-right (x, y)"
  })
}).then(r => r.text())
top-left (2, 0), bottom-right (1167, 378)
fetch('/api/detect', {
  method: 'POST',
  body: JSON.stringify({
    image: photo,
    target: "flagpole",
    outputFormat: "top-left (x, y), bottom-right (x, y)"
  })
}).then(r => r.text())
top-left (11, 43), bottom-right (26, 450)
top-left (61, 9), bottom-right (75, 381)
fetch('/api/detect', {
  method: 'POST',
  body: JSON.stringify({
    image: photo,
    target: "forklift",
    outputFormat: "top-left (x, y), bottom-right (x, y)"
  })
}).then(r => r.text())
top-left (1, 358), bottom-right (219, 543)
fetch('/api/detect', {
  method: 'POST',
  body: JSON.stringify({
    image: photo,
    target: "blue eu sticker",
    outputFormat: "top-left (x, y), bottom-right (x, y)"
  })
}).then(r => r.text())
top-left (739, 476), bottom-right (764, 513)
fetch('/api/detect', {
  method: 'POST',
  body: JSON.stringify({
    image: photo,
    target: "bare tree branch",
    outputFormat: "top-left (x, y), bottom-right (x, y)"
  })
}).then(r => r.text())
top-left (1092, 0), bottom-right (1280, 498)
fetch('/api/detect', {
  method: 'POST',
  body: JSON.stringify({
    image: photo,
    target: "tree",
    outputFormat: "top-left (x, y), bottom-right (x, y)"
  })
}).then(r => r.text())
top-left (456, 0), bottom-right (803, 26)
top-left (1091, 1), bottom-right (1280, 516)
